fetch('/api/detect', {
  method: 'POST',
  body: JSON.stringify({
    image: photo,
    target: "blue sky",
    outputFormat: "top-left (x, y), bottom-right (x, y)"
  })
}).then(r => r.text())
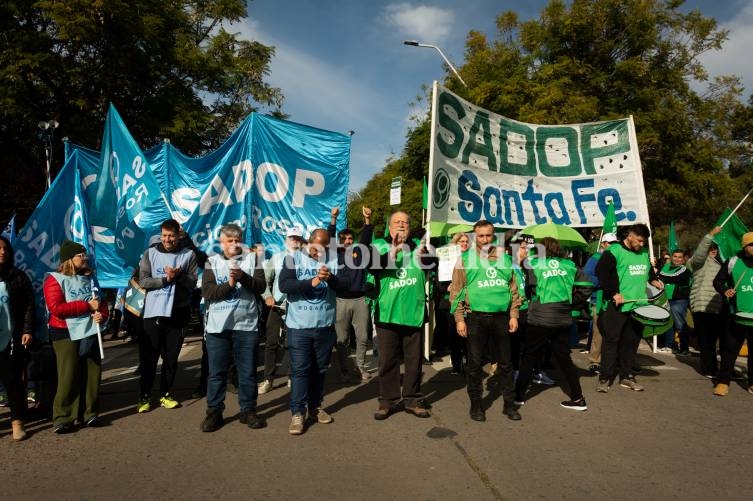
top-left (240, 0), bottom-right (753, 192)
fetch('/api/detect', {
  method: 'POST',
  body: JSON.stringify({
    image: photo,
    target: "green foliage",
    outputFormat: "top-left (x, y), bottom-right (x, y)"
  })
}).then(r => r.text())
top-left (352, 0), bottom-right (753, 253)
top-left (0, 0), bottom-right (283, 223)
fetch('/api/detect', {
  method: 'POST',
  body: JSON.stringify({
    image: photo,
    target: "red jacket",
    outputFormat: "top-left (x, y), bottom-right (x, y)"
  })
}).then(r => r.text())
top-left (43, 274), bottom-right (109, 330)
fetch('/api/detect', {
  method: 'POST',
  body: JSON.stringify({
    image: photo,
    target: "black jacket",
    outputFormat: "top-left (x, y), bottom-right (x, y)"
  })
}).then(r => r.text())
top-left (0, 265), bottom-right (35, 348)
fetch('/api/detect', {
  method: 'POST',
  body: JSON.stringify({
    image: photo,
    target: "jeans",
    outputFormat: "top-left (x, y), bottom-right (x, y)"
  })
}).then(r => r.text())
top-left (663, 299), bottom-right (689, 350)
top-left (205, 329), bottom-right (259, 412)
top-left (287, 326), bottom-right (336, 415)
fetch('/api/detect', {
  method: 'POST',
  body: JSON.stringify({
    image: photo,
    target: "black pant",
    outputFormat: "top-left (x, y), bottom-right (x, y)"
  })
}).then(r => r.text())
top-left (375, 323), bottom-right (423, 408)
top-left (598, 302), bottom-right (642, 381)
top-left (140, 317), bottom-right (184, 397)
top-left (263, 307), bottom-right (287, 380)
top-left (435, 307), bottom-right (466, 372)
top-left (717, 320), bottom-right (753, 385)
top-left (516, 324), bottom-right (583, 401)
top-left (465, 312), bottom-right (515, 404)
top-left (0, 345), bottom-right (27, 421)
top-left (693, 311), bottom-right (724, 376)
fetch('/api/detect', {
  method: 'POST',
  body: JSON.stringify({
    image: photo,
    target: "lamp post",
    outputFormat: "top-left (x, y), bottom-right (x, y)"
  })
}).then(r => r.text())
top-left (403, 40), bottom-right (467, 87)
top-left (37, 119), bottom-right (59, 190)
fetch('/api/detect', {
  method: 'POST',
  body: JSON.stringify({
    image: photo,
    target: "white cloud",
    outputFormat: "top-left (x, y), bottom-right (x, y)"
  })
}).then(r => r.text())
top-left (382, 3), bottom-right (454, 41)
top-left (700, 2), bottom-right (753, 96)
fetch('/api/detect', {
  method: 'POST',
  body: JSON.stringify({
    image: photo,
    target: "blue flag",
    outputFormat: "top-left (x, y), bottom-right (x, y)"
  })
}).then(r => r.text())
top-left (13, 151), bottom-right (94, 340)
top-left (2, 213), bottom-right (16, 243)
top-left (90, 104), bottom-right (171, 267)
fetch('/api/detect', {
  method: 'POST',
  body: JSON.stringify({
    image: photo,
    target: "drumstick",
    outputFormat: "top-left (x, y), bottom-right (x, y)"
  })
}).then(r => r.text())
top-left (734, 270), bottom-right (747, 291)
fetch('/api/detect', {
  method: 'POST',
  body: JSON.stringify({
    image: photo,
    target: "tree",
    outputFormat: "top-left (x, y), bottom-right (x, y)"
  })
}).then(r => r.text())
top-left (355, 0), bottom-right (753, 246)
top-left (0, 0), bottom-right (283, 224)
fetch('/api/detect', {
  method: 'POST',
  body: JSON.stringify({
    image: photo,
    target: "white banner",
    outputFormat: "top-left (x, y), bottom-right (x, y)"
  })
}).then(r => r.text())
top-left (428, 84), bottom-right (650, 230)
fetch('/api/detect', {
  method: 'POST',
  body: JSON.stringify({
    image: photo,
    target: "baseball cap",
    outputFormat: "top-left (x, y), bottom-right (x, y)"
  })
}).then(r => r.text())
top-left (601, 232), bottom-right (619, 243)
top-left (286, 227), bottom-right (303, 238)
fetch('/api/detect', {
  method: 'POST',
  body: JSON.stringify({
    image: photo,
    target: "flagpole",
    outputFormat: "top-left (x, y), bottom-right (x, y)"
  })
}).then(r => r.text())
top-left (720, 186), bottom-right (753, 228)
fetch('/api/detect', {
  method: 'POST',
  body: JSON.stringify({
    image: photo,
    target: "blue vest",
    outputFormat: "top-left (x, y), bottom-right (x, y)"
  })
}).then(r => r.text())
top-left (143, 247), bottom-right (194, 319)
top-left (0, 280), bottom-right (14, 351)
top-left (205, 253), bottom-right (260, 334)
top-left (285, 251), bottom-right (338, 329)
top-left (48, 272), bottom-right (99, 341)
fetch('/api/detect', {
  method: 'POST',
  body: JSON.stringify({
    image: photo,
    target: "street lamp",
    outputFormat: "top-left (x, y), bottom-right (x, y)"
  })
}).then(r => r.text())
top-left (37, 119), bottom-right (59, 189)
top-left (403, 40), bottom-right (467, 87)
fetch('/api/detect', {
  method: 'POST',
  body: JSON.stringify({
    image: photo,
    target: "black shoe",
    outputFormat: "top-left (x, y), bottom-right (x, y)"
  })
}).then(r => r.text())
top-left (503, 405), bottom-right (522, 421)
top-left (85, 416), bottom-right (105, 427)
top-left (470, 401), bottom-right (486, 422)
top-left (54, 423), bottom-right (75, 434)
top-left (588, 364), bottom-right (600, 374)
top-left (239, 410), bottom-right (267, 429)
top-left (190, 387), bottom-right (206, 399)
top-left (200, 408), bottom-right (224, 432)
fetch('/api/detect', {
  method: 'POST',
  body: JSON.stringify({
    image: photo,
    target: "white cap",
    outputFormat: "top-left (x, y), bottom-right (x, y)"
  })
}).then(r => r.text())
top-left (286, 227), bottom-right (303, 238)
top-left (601, 232), bottom-right (618, 243)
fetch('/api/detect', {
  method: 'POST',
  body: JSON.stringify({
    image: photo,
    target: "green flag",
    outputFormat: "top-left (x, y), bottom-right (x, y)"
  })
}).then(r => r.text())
top-left (668, 221), bottom-right (679, 252)
top-left (713, 209), bottom-right (749, 261)
top-left (422, 176), bottom-right (428, 211)
top-left (602, 201), bottom-right (617, 235)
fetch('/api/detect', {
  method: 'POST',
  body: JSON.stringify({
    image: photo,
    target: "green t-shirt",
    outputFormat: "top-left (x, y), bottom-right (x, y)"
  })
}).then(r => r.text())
top-left (529, 256), bottom-right (576, 304)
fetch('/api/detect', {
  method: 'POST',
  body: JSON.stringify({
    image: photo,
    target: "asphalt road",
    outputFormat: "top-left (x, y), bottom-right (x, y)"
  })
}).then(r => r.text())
top-left (2, 335), bottom-right (752, 501)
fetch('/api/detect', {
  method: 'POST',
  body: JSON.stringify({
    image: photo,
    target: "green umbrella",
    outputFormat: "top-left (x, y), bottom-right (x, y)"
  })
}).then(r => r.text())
top-left (521, 222), bottom-right (588, 249)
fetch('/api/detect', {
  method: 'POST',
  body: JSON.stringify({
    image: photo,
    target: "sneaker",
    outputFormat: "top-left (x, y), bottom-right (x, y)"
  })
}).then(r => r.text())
top-left (513, 400), bottom-right (525, 406)
top-left (136, 398), bottom-right (151, 413)
top-left (713, 383), bottom-right (729, 396)
top-left (657, 347), bottom-right (673, 354)
top-left (596, 378), bottom-right (610, 393)
top-left (26, 390), bottom-right (36, 403)
top-left (258, 379), bottom-right (273, 394)
top-left (619, 377), bottom-right (644, 391)
top-left (560, 397), bottom-right (588, 411)
top-left (588, 364), bottom-right (600, 374)
top-left (288, 413), bottom-right (305, 435)
top-left (503, 404), bottom-right (522, 421)
top-left (53, 423), bottom-right (75, 434)
top-left (160, 394), bottom-right (180, 409)
top-left (533, 371), bottom-right (556, 385)
top-left (287, 379), bottom-right (292, 389)
top-left (359, 368), bottom-right (371, 382)
top-left (314, 407), bottom-right (333, 424)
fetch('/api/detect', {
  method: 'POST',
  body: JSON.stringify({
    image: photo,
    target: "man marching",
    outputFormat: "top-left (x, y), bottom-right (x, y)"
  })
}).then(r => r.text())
top-left (200, 224), bottom-right (267, 432)
top-left (450, 220), bottom-right (521, 422)
top-left (595, 223), bottom-right (658, 393)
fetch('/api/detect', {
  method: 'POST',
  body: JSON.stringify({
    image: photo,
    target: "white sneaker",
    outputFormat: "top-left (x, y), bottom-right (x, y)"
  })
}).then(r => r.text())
top-left (289, 413), bottom-right (305, 435)
top-left (287, 379), bottom-right (292, 389)
top-left (258, 380), bottom-right (273, 394)
top-left (315, 407), bottom-right (333, 424)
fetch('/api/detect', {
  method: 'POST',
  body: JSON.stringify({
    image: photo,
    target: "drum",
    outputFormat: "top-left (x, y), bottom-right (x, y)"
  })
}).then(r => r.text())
top-left (632, 304), bottom-right (673, 338)
top-left (646, 284), bottom-right (667, 307)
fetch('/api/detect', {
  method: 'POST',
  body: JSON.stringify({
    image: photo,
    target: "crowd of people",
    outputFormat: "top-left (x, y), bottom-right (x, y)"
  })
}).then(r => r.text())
top-left (1, 210), bottom-right (752, 441)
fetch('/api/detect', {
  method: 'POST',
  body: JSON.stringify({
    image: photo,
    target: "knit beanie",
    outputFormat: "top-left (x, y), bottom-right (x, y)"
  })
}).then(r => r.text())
top-left (59, 240), bottom-right (87, 263)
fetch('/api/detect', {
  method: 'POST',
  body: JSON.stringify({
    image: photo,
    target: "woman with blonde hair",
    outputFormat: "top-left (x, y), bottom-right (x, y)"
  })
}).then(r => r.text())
top-left (43, 240), bottom-right (108, 434)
